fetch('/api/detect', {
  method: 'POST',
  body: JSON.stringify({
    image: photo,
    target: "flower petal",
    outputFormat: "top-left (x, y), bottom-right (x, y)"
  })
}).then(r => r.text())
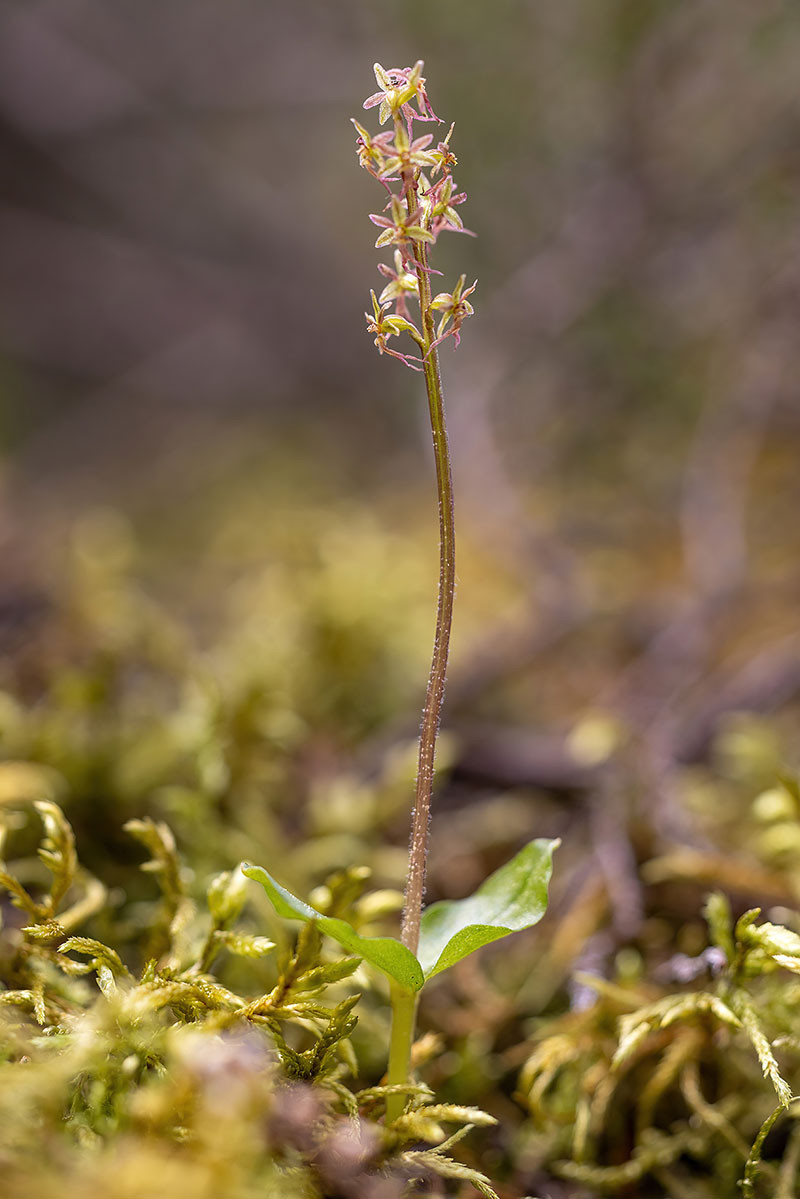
top-left (373, 62), bottom-right (393, 91)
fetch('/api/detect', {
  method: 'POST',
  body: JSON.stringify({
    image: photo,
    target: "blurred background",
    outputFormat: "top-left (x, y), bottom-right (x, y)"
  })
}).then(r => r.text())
top-left (2, 0), bottom-right (798, 538)
top-left (2, 0), bottom-right (800, 868)
top-left (2, 2), bottom-right (800, 1190)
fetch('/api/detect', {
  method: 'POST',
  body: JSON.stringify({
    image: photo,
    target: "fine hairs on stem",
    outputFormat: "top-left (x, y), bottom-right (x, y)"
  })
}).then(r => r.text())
top-left (399, 141), bottom-right (456, 958)
top-left (353, 61), bottom-right (476, 955)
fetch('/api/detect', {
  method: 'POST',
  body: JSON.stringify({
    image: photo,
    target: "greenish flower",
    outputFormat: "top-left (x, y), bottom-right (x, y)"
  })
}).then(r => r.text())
top-left (365, 290), bottom-right (423, 370)
top-left (362, 61), bottom-right (439, 127)
top-left (369, 195), bottom-right (434, 251)
top-left (429, 275), bottom-right (477, 350)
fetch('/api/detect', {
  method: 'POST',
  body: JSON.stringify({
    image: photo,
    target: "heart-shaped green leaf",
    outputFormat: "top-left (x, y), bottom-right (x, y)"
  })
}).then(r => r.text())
top-left (416, 837), bottom-right (559, 979)
top-left (242, 863), bottom-right (424, 992)
top-left (244, 837), bottom-right (558, 993)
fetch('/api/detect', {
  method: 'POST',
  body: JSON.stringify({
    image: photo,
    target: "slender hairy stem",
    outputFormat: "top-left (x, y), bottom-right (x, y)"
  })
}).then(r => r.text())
top-left (400, 171), bottom-right (457, 957)
top-left (386, 984), bottom-right (419, 1122)
top-left (359, 84), bottom-right (468, 1118)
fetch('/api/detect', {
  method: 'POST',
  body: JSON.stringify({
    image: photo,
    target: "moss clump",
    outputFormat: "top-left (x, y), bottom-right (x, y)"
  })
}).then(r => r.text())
top-left (0, 797), bottom-right (500, 1198)
top-left (519, 888), bottom-right (800, 1196)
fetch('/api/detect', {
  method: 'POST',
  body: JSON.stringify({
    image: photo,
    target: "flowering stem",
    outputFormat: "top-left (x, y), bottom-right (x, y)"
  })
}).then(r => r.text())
top-left (400, 170), bottom-right (456, 957)
top-left (355, 67), bottom-right (471, 1118)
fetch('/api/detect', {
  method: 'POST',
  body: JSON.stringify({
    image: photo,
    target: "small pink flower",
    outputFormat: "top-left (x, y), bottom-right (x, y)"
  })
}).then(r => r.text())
top-left (351, 119), bottom-right (396, 186)
top-left (379, 126), bottom-right (438, 182)
top-left (363, 61), bottom-right (440, 127)
top-left (377, 250), bottom-right (419, 319)
top-left (422, 175), bottom-right (474, 238)
top-left (430, 124), bottom-right (458, 178)
top-left (365, 290), bottom-right (423, 370)
top-left (428, 275), bottom-right (477, 351)
top-left (369, 195), bottom-right (434, 251)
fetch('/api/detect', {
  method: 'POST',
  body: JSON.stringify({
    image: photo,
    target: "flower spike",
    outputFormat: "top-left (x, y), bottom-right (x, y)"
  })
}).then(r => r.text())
top-left (352, 60), bottom-right (475, 371)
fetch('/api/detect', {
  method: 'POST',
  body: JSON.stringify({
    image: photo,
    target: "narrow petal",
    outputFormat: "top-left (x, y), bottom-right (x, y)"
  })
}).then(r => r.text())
top-left (373, 63), bottom-right (393, 91)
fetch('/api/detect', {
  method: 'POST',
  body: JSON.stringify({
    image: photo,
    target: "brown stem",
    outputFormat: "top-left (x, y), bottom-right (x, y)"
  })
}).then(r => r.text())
top-left (400, 168), bottom-right (456, 954)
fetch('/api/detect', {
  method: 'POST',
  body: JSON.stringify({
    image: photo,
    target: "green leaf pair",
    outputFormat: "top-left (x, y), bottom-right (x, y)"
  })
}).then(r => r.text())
top-left (243, 837), bottom-right (558, 994)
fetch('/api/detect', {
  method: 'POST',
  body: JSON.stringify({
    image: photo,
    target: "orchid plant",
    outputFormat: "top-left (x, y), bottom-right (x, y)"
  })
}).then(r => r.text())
top-left (245, 61), bottom-right (557, 1124)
